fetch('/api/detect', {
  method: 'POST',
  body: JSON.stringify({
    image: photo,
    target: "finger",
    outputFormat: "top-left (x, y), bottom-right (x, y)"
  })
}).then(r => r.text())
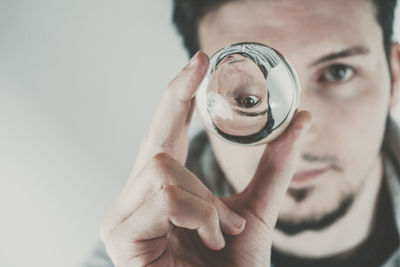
top-left (132, 51), bottom-right (209, 176)
top-left (103, 153), bottom-right (245, 237)
top-left (242, 110), bottom-right (312, 227)
top-left (110, 185), bottom-right (226, 251)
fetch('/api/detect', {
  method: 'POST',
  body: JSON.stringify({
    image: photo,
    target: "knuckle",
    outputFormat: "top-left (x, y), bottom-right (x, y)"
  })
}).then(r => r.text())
top-left (206, 194), bottom-right (222, 215)
top-left (206, 192), bottom-right (218, 205)
top-left (151, 152), bottom-right (170, 164)
top-left (146, 153), bottom-right (176, 188)
top-left (206, 192), bottom-right (225, 212)
top-left (149, 152), bottom-right (173, 172)
top-left (205, 204), bottom-right (219, 222)
top-left (146, 153), bottom-right (171, 179)
top-left (160, 185), bottom-right (180, 209)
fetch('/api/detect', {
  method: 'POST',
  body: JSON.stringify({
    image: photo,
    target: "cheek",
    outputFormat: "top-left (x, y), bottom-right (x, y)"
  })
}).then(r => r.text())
top-left (305, 74), bottom-right (390, 183)
top-left (333, 86), bottom-right (388, 149)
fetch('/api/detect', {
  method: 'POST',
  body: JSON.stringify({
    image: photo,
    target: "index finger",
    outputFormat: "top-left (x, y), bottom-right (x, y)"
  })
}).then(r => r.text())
top-left (132, 51), bottom-right (209, 176)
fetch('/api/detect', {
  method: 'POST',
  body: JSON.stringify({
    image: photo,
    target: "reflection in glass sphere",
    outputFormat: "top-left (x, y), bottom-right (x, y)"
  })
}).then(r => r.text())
top-left (196, 42), bottom-right (301, 145)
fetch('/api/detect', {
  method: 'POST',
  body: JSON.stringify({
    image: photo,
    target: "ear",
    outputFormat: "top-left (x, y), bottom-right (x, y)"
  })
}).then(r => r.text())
top-left (389, 42), bottom-right (400, 111)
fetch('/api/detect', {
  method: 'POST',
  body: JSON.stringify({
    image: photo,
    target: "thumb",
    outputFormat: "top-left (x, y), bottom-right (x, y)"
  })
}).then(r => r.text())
top-left (241, 110), bottom-right (312, 228)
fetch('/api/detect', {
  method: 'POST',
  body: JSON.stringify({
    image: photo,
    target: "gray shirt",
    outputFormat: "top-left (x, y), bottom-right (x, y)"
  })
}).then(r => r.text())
top-left (83, 116), bottom-right (400, 267)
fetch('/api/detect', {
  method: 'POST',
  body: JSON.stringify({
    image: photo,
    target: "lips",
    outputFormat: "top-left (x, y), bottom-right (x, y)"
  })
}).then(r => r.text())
top-left (291, 168), bottom-right (330, 184)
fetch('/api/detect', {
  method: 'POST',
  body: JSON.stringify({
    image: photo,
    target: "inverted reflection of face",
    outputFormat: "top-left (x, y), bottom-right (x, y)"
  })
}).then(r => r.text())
top-left (207, 54), bottom-right (269, 136)
top-left (197, 42), bottom-right (299, 145)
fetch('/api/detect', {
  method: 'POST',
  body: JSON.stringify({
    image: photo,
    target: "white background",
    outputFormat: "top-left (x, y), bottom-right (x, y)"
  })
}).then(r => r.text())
top-left (0, 1), bottom-right (399, 267)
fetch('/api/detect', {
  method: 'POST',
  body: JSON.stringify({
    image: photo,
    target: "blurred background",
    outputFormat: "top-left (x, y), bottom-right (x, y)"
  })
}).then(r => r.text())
top-left (0, 1), bottom-right (399, 267)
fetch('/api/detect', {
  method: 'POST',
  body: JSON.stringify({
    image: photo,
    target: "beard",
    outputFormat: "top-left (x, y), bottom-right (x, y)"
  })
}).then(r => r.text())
top-left (275, 188), bottom-right (355, 236)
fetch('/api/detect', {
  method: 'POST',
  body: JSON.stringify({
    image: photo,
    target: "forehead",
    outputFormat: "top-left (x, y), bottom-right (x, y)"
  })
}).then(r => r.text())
top-left (198, 0), bottom-right (379, 58)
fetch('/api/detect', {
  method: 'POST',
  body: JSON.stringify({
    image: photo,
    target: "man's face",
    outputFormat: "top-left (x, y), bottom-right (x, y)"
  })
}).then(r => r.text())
top-left (198, 0), bottom-right (393, 234)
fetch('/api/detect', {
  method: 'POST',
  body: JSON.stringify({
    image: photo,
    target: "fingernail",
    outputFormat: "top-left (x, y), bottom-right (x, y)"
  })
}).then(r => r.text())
top-left (295, 111), bottom-right (312, 137)
top-left (188, 51), bottom-right (200, 68)
top-left (231, 213), bottom-right (246, 231)
top-left (301, 116), bottom-right (312, 137)
top-left (294, 116), bottom-right (312, 149)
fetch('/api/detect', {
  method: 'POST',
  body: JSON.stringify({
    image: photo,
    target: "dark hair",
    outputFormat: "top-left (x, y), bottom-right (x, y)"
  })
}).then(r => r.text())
top-left (173, 0), bottom-right (398, 60)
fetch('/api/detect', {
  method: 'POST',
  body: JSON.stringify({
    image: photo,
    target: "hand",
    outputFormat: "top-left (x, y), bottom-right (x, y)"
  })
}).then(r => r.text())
top-left (100, 51), bottom-right (312, 267)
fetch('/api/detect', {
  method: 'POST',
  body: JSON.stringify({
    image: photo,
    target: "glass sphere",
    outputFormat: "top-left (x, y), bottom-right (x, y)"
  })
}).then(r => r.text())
top-left (196, 42), bottom-right (301, 145)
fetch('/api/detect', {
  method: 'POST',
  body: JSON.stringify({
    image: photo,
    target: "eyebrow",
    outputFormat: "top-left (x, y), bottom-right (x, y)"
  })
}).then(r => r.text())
top-left (310, 46), bottom-right (370, 67)
top-left (215, 58), bottom-right (246, 70)
top-left (228, 59), bottom-right (246, 64)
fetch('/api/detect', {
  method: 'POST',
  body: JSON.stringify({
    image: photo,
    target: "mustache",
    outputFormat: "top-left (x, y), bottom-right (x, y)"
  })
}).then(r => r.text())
top-left (301, 153), bottom-right (342, 172)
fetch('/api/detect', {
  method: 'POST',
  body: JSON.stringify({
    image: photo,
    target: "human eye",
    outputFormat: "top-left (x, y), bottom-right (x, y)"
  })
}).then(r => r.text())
top-left (235, 95), bottom-right (260, 108)
top-left (318, 64), bottom-right (355, 84)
